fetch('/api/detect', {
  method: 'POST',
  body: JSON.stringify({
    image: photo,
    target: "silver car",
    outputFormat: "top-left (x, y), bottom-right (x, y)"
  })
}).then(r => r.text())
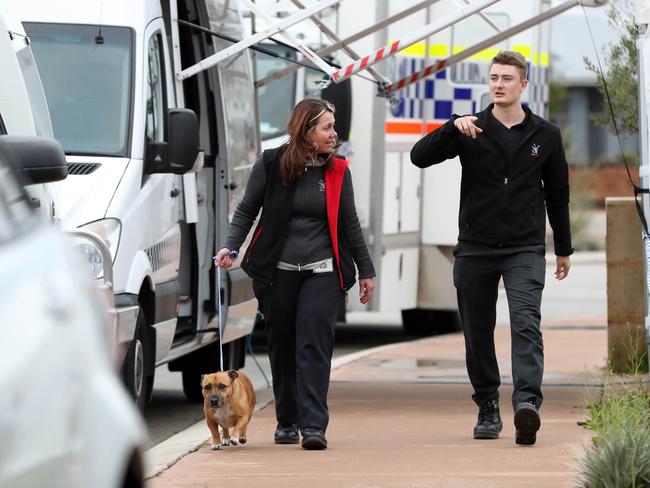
top-left (0, 135), bottom-right (147, 488)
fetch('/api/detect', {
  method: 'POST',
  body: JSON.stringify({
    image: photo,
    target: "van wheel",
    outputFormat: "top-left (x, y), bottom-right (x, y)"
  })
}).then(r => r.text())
top-left (122, 307), bottom-right (154, 411)
top-left (120, 449), bottom-right (144, 488)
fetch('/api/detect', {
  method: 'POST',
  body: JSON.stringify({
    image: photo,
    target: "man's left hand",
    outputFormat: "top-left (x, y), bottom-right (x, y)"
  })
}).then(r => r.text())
top-left (555, 255), bottom-right (571, 280)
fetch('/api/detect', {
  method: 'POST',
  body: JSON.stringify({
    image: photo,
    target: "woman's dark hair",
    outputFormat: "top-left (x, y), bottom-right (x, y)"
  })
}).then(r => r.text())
top-left (280, 98), bottom-right (337, 185)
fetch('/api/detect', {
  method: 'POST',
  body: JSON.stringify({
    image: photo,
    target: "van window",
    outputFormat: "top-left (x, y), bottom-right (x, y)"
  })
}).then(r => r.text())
top-left (15, 44), bottom-right (53, 137)
top-left (24, 23), bottom-right (134, 157)
top-left (255, 45), bottom-right (297, 141)
top-left (146, 33), bottom-right (166, 143)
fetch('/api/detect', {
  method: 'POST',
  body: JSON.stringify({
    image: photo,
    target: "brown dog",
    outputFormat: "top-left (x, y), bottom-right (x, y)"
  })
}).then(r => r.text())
top-left (201, 370), bottom-right (256, 450)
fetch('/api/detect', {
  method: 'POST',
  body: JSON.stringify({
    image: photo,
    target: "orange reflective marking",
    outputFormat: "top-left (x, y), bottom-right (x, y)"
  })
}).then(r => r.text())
top-left (385, 121), bottom-right (443, 135)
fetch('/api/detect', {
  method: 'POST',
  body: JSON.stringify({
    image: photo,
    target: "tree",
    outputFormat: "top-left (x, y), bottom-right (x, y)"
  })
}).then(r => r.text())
top-left (583, 0), bottom-right (638, 134)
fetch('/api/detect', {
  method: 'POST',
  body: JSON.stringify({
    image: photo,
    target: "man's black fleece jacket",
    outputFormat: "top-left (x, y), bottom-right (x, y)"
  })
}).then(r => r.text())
top-left (410, 104), bottom-right (573, 256)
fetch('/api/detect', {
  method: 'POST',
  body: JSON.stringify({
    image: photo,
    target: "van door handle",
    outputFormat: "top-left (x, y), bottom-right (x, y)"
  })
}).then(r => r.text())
top-left (170, 188), bottom-right (180, 198)
top-left (227, 182), bottom-right (238, 191)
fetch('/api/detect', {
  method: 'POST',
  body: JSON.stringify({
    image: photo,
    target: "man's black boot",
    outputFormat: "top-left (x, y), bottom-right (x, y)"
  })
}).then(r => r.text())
top-left (514, 401), bottom-right (541, 445)
top-left (473, 400), bottom-right (503, 439)
top-left (274, 423), bottom-right (299, 444)
top-left (301, 427), bottom-right (327, 450)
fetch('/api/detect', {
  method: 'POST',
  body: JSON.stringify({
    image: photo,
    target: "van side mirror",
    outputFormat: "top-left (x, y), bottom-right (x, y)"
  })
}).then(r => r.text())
top-left (168, 108), bottom-right (200, 174)
top-left (0, 135), bottom-right (67, 184)
top-left (322, 77), bottom-right (352, 142)
top-left (145, 108), bottom-right (201, 175)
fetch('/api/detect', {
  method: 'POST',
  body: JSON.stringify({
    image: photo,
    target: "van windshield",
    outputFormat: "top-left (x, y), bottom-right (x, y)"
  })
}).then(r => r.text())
top-left (24, 23), bottom-right (133, 157)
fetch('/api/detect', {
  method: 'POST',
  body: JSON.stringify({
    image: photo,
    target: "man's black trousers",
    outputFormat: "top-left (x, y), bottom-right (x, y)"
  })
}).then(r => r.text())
top-left (453, 251), bottom-right (546, 409)
top-left (255, 270), bottom-right (342, 432)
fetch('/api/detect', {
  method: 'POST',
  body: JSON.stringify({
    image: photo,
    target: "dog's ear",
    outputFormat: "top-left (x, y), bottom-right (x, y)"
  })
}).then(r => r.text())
top-left (227, 370), bottom-right (238, 381)
top-left (200, 374), bottom-right (206, 385)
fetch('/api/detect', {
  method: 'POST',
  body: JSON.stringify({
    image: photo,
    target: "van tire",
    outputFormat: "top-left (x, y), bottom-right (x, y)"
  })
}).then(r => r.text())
top-left (122, 306), bottom-right (154, 411)
top-left (120, 449), bottom-right (144, 488)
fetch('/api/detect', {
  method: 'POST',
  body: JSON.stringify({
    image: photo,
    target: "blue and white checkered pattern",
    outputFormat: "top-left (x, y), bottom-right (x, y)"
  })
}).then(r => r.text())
top-left (389, 57), bottom-right (476, 121)
top-left (388, 57), bottom-right (549, 121)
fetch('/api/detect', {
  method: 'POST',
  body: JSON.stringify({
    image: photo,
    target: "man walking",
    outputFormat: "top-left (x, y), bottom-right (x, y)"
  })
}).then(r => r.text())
top-left (410, 51), bottom-right (572, 445)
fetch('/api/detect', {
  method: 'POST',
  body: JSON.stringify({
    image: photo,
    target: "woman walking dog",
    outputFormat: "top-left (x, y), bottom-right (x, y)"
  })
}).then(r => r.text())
top-left (215, 98), bottom-right (375, 450)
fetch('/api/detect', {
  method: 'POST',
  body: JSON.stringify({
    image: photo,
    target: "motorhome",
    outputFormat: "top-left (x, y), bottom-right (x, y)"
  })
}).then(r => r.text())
top-left (251, 0), bottom-right (602, 334)
top-left (8, 0), bottom-right (260, 408)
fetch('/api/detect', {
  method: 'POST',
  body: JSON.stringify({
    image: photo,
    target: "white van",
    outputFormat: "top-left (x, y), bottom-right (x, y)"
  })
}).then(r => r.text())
top-left (8, 0), bottom-right (260, 409)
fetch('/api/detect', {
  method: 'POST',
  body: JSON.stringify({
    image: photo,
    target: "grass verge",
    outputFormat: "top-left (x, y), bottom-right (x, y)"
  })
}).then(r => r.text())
top-left (578, 360), bottom-right (650, 487)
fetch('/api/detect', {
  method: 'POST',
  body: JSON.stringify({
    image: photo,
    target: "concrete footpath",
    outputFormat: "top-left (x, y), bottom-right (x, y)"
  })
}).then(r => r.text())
top-left (145, 320), bottom-right (606, 488)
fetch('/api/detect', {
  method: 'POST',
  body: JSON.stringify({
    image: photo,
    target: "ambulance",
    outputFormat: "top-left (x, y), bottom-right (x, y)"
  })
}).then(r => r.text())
top-left (251, 0), bottom-right (604, 333)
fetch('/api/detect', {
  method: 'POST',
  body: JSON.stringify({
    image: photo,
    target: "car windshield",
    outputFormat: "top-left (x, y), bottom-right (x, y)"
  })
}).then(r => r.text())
top-left (24, 22), bottom-right (133, 157)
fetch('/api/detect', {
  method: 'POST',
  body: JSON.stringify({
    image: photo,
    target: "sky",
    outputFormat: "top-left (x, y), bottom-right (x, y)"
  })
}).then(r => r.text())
top-left (549, 1), bottom-right (631, 84)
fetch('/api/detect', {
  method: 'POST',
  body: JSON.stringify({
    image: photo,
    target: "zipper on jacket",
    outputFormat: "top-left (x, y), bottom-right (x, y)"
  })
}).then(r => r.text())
top-left (297, 169), bottom-right (308, 269)
top-left (499, 176), bottom-right (508, 246)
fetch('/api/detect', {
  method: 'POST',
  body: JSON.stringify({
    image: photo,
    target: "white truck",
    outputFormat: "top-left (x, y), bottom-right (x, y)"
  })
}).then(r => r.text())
top-left (7, 0), bottom-right (260, 409)
top-left (251, 0), bottom-right (604, 334)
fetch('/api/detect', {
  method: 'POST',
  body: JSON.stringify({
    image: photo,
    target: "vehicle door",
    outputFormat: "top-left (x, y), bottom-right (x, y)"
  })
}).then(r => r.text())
top-left (142, 19), bottom-right (183, 355)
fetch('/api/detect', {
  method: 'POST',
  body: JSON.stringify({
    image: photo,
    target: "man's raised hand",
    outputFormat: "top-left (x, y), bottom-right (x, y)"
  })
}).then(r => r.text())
top-left (454, 115), bottom-right (483, 139)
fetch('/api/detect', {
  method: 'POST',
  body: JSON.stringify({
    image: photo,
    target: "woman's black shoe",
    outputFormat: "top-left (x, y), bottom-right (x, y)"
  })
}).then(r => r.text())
top-left (301, 427), bottom-right (327, 450)
top-left (274, 424), bottom-right (299, 444)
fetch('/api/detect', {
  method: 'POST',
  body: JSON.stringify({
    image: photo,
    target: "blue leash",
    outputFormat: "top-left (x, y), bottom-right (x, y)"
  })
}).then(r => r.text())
top-left (247, 322), bottom-right (271, 388)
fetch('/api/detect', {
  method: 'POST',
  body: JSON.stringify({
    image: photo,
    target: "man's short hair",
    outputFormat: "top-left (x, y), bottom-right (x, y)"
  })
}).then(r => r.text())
top-left (491, 50), bottom-right (528, 81)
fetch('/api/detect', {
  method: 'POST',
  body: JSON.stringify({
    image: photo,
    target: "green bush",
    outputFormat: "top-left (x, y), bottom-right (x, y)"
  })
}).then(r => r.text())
top-left (580, 428), bottom-right (650, 488)
top-left (579, 379), bottom-right (650, 487)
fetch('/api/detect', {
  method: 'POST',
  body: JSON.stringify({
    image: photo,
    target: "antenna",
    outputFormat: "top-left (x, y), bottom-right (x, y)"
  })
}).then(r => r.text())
top-left (95, 1), bottom-right (104, 44)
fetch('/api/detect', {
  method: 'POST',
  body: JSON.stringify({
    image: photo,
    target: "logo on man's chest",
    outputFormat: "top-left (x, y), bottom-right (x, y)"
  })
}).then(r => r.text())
top-left (530, 143), bottom-right (541, 158)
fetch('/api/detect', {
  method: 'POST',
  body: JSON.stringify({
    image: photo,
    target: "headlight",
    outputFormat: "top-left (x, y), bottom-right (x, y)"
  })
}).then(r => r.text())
top-left (79, 218), bottom-right (121, 262)
top-left (75, 239), bottom-right (105, 280)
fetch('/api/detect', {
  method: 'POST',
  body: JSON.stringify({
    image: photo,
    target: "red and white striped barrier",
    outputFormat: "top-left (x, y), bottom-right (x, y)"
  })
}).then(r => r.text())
top-left (332, 40), bottom-right (401, 81)
top-left (387, 61), bottom-right (446, 94)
